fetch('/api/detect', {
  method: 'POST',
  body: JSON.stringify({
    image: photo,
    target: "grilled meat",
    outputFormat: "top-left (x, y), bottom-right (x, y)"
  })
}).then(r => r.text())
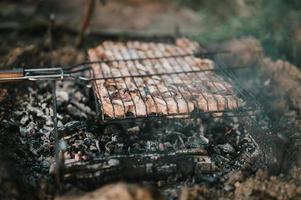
top-left (89, 38), bottom-right (245, 118)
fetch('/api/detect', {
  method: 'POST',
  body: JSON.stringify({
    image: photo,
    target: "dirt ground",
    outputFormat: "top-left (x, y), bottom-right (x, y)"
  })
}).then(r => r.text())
top-left (1, 1), bottom-right (301, 200)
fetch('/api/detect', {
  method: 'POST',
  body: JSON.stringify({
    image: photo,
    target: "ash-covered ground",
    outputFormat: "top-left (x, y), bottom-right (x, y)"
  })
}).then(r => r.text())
top-left (3, 74), bottom-right (261, 199)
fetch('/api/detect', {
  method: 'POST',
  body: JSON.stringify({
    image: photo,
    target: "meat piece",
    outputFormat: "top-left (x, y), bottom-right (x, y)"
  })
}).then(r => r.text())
top-left (146, 97), bottom-right (167, 114)
top-left (195, 58), bottom-right (215, 69)
top-left (127, 95), bottom-right (147, 116)
top-left (197, 93), bottom-right (240, 112)
top-left (166, 98), bottom-right (194, 114)
top-left (176, 38), bottom-right (199, 51)
top-left (102, 97), bottom-right (126, 118)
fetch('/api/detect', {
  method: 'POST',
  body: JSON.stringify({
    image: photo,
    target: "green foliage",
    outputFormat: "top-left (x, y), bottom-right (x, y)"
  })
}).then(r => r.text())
top-left (173, 0), bottom-right (301, 65)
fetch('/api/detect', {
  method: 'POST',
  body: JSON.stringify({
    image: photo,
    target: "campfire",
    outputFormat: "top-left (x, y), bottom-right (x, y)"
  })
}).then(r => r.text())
top-left (1, 1), bottom-right (300, 199)
top-left (0, 35), bottom-right (275, 191)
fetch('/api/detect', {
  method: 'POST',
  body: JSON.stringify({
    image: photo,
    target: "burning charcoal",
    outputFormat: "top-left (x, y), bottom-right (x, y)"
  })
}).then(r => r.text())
top-left (158, 143), bottom-right (165, 151)
top-left (163, 142), bottom-right (173, 150)
top-left (71, 101), bottom-right (95, 117)
top-left (40, 125), bottom-right (52, 136)
top-left (187, 134), bottom-right (209, 148)
top-left (146, 141), bottom-right (157, 152)
top-left (27, 104), bottom-right (44, 117)
top-left (84, 132), bottom-right (96, 140)
top-left (73, 139), bottom-right (85, 149)
top-left (114, 143), bottom-right (125, 154)
top-left (215, 143), bottom-right (236, 155)
top-left (127, 126), bottom-right (140, 134)
top-left (83, 137), bottom-right (93, 146)
top-left (95, 140), bottom-right (101, 152)
top-left (163, 131), bottom-right (187, 144)
top-left (13, 110), bottom-right (24, 116)
top-left (74, 91), bottom-right (83, 102)
top-left (20, 115), bottom-right (29, 126)
top-left (104, 137), bottom-right (122, 153)
top-left (57, 120), bottom-right (63, 128)
top-left (62, 121), bottom-right (86, 133)
top-left (214, 143), bottom-right (236, 157)
top-left (45, 117), bottom-right (53, 126)
top-left (57, 90), bottom-right (69, 103)
top-left (173, 137), bottom-right (186, 150)
top-left (19, 121), bottom-right (37, 137)
top-left (64, 151), bottom-right (71, 160)
top-left (74, 151), bottom-right (83, 161)
top-left (108, 159), bottom-right (120, 167)
top-left (89, 145), bottom-right (98, 152)
top-left (0, 88), bottom-right (8, 102)
top-left (212, 154), bottom-right (231, 167)
top-left (67, 104), bottom-right (88, 119)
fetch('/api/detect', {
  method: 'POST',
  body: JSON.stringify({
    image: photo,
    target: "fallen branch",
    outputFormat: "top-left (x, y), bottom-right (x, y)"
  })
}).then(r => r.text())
top-left (63, 148), bottom-right (213, 189)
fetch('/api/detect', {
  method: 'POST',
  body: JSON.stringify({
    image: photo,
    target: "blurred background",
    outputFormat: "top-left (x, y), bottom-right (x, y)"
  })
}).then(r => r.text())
top-left (0, 0), bottom-right (300, 65)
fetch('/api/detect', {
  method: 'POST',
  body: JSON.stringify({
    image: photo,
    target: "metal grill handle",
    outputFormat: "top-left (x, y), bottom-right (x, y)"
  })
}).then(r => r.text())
top-left (0, 68), bottom-right (24, 82)
top-left (0, 67), bottom-right (66, 82)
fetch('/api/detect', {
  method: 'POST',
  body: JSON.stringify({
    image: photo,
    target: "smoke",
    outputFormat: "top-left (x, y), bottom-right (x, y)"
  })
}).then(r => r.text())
top-left (210, 37), bottom-right (301, 173)
top-left (176, 0), bottom-right (301, 66)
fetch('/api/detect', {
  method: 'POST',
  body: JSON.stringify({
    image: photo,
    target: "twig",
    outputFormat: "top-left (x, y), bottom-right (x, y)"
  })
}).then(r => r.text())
top-left (76, 0), bottom-right (96, 47)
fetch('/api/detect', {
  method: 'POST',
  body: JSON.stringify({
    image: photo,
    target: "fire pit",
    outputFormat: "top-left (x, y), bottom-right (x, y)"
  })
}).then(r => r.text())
top-left (0, 36), bottom-right (275, 191)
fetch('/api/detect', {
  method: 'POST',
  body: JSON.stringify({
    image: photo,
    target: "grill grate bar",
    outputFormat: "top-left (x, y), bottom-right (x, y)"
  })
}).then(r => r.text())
top-left (86, 67), bottom-right (247, 81)
top-left (98, 108), bottom-right (256, 123)
top-left (66, 47), bottom-right (233, 71)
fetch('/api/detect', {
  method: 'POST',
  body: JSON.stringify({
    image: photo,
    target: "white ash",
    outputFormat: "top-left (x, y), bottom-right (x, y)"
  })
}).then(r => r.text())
top-left (10, 78), bottom-right (261, 188)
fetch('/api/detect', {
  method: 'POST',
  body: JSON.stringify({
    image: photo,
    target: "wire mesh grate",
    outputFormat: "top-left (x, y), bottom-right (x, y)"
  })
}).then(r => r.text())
top-left (86, 39), bottom-right (257, 121)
